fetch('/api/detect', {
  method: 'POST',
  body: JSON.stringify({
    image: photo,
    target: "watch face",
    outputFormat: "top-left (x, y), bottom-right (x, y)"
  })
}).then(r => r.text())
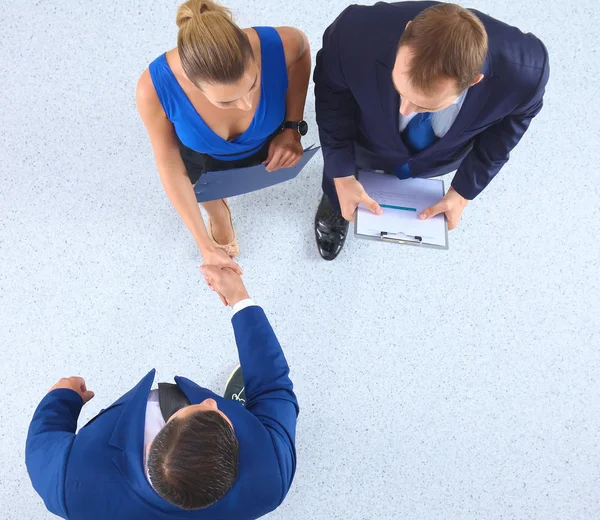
top-left (298, 120), bottom-right (308, 136)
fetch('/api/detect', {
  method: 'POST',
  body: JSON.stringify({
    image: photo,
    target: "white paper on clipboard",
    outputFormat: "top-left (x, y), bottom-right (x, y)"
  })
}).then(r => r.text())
top-left (355, 170), bottom-right (448, 248)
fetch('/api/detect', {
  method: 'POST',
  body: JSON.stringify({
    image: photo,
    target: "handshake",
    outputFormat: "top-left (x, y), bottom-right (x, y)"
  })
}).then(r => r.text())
top-left (199, 265), bottom-right (250, 307)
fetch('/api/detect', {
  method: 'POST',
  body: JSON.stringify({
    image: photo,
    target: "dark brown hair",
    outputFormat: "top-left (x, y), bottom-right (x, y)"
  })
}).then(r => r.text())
top-left (147, 410), bottom-right (239, 510)
top-left (176, 0), bottom-right (254, 87)
top-left (398, 3), bottom-right (488, 95)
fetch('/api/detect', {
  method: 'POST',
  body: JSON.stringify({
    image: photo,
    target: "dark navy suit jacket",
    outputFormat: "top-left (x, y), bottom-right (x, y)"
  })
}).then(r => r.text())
top-left (26, 306), bottom-right (298, 520)
top-left (314, 1), bottom-right (549, 203)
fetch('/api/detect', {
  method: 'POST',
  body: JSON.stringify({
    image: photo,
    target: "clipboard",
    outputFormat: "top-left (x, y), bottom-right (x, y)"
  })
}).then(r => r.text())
top-left (354, 169), bottom-right (449, 250)
top-left (194, 145), bottom-right (320, 202)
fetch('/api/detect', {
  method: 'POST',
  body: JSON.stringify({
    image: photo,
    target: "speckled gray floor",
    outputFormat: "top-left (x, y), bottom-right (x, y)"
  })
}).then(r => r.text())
top-left (1, 1), bottom-right (599, 519)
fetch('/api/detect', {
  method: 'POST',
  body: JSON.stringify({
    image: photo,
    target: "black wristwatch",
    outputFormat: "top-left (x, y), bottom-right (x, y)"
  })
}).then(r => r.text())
top-left (282, 120), bottom-right (308, 136)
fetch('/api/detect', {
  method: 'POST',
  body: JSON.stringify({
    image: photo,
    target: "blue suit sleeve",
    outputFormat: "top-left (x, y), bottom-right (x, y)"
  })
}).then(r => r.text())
top-left (452, 42), bottom-right (550, 199)
top-left (25, 389), bottom-right (83, 519)
top-left (232, 306), bottom-right (299, 503)
top-left (314, 6), bottom-right (359, 180)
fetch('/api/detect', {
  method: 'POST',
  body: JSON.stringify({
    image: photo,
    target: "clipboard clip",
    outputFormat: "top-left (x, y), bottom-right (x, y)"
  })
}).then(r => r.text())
top-left (380, 231), bottom-right (422, 244)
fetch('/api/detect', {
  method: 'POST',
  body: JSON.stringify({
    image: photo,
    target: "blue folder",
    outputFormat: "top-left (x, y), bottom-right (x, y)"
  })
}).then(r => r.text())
top-left (194, 145), bottom-right (320, 202)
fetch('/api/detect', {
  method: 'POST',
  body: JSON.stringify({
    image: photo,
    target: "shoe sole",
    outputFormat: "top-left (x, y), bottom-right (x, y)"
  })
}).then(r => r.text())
top-left (224, 363), bottom-right (242, 391)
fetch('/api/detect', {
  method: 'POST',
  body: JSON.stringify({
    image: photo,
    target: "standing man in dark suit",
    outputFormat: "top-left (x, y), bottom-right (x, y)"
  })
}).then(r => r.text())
top-left (26, 267), bottom-right (298, 520)
top-left (314, 2), bottom-right (549, 260)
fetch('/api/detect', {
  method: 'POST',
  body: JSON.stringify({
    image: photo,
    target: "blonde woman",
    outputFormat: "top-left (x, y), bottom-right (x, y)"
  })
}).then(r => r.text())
top-left (137, 0), bottom-right (310, 272)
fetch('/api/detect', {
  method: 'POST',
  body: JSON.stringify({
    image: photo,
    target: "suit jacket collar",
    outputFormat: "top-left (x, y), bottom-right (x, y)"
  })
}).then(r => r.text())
top-left (109, 369), bottom-right (156, 453)
top-left (375, 41), bottom-right (402, 142)
top-left (107, 371), bottom-right (225, 450)
top-left (108, 370), bottom-right (171, 512)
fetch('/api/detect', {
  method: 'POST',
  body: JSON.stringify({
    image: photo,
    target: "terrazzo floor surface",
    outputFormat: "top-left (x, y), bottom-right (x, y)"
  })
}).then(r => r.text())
top-left (1, 1), bottom-right (599, 519)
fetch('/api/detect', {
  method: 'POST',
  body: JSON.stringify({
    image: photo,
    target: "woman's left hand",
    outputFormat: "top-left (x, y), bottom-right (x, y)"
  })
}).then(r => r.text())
top-left (263, 129), bottom-right (304, 172)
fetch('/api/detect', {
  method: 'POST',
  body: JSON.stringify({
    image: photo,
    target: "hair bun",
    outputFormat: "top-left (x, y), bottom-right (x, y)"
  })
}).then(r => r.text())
top-left (176, 3), bottom-right (194, 28)
top-left (176, 0), bottom-right (230, 28)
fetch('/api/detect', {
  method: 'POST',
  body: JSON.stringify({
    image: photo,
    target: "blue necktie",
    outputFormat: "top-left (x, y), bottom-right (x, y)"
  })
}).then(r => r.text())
top-left (395, 112), bottom-right (436, 179)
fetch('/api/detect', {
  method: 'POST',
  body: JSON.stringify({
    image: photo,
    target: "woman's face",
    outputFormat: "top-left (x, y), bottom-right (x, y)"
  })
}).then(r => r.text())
top-left (200, 61), bottom-right (260, 111)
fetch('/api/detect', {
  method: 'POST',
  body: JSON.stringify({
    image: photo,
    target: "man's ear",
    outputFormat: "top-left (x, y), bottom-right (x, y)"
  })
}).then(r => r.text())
top-left (405, 20), bottom-right (411, 30)
top-left (471, 74), bottom-right (484, 87)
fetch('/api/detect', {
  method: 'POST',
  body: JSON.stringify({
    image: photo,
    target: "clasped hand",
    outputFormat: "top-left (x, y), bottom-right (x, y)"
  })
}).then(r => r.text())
top-left (200, 265), bottom-right (250, 307)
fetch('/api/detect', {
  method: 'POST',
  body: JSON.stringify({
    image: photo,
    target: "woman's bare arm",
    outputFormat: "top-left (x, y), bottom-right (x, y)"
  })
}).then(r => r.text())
top-left (136, 69), bottom-right (215, 254)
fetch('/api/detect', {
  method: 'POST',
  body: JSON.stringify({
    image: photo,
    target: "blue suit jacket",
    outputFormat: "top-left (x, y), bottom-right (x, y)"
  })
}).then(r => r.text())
top-left (26, 306), bottom-right (299, 520)
top-left (314, 1), bottom-right (550, 201)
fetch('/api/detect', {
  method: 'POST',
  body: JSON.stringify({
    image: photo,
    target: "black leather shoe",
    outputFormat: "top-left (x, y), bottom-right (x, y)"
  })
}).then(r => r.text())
top-left (315, 194), bottom-right (349, 261)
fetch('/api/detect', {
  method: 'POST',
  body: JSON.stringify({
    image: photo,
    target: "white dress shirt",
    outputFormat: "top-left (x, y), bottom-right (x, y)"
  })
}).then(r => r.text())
top-left (143, 299), bottom-right (256, 484)
top-left (399, 89), bottom-right (468, 138)
top-left (143, 389), bottom-right (164, 481)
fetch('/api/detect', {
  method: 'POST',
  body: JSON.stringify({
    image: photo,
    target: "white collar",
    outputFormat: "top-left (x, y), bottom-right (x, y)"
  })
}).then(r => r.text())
top-left (452, 89), bottom-right (468, 106)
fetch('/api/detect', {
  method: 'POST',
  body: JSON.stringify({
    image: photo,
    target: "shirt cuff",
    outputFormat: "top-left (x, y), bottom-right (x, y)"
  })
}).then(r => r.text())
top-left (232, 299), bottom-right (256, 316)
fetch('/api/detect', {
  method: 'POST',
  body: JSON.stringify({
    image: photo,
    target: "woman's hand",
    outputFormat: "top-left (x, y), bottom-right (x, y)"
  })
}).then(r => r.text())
top-left (263, 129), bottom-right (304, 172)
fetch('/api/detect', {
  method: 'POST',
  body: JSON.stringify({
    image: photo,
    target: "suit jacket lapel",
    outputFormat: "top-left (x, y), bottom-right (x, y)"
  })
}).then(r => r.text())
top-left (108, 369), bottom-right (183, 514)
top-left (375, 44), bottom-right (408, 154)
top-left (109, 370), bottom-right (155, 453)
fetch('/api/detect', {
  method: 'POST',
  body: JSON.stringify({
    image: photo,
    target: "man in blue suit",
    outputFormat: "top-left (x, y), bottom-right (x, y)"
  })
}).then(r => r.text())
top-left (314, 2), bottom-right (549, 260)
top-left (26, 267), bottom-right (298, 520)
